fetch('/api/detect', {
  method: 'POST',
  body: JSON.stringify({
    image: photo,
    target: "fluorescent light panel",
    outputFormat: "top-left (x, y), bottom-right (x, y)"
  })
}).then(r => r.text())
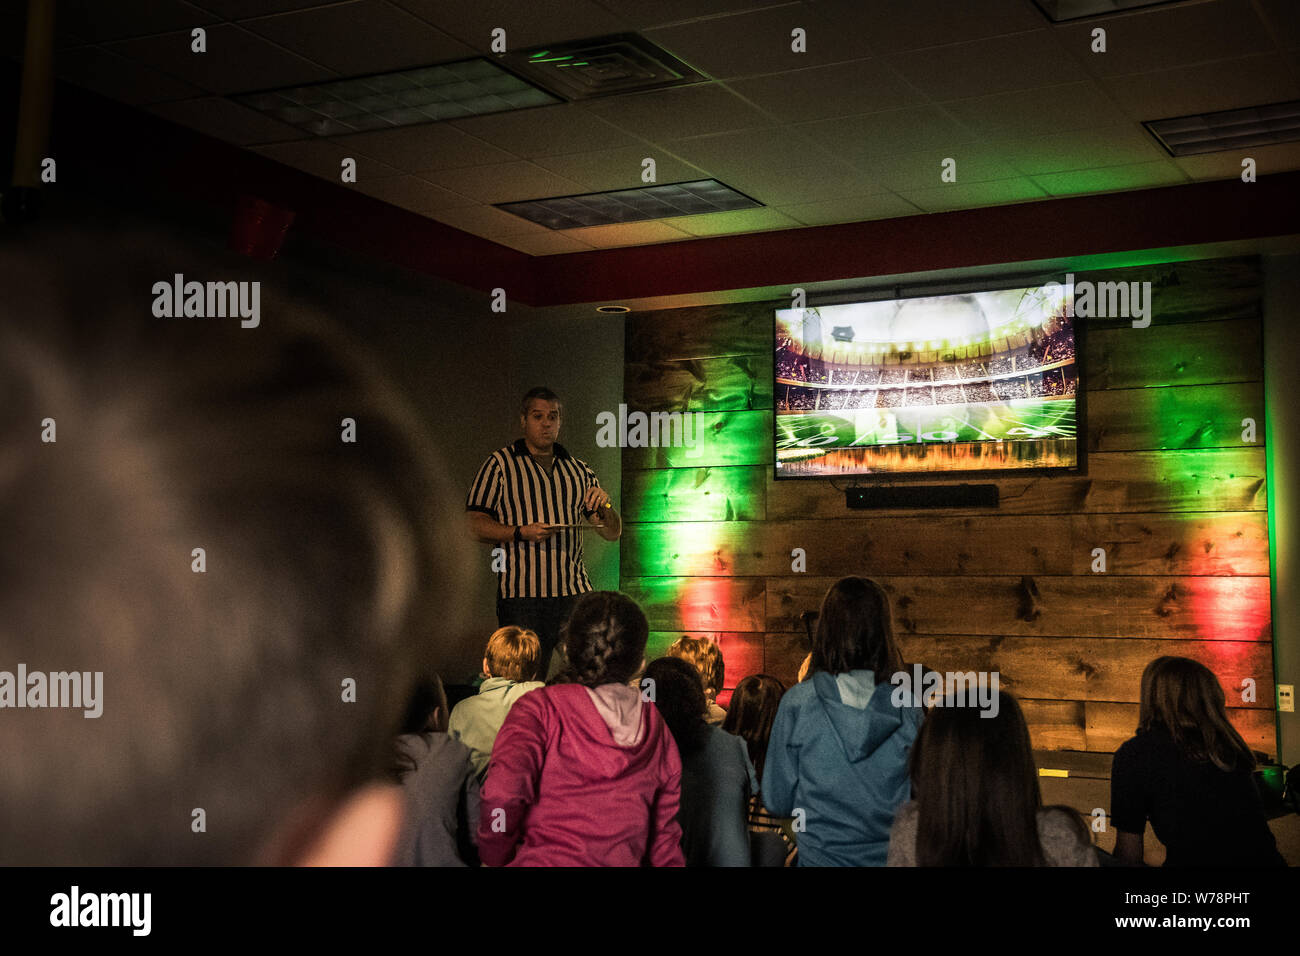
top-left (1033, 0), bottom-right (1187, 22)
top-left (235, 59), bottom-right (558, 137)
top-left (497, 179), bottom-right (762, 229)
top-left (1145, 100), bottom-right (1300, 156)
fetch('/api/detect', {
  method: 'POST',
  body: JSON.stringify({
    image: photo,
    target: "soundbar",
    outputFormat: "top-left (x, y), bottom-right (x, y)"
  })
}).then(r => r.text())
top-left (845, 484), bottom-right (999, 510)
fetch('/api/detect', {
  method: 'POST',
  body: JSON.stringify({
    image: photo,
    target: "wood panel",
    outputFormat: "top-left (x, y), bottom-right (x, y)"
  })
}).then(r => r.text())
top-left (622, 409), bottom-right (773, 469)
top-left (621, 512), bottom-right (1267, 578)
top-left (765, 575), bottom-right (1272, 640)
top-left (1085, 382), bottom-right (1265, 452)
top-left (622, 577), bottom-right (767, 633)
top-left (893, 636), bottom-right (1274, 706)
top-left (1085, 702), bottom-right (1275, 753)
top-left (1075, 257), bottom-right (1261, 329)
top-left (626, 300), bottom-right (774, 363)
top-left (622, 465), bottom-right (767, 522)
top-left (763, 447), bottom-right (1268, 518)
top-left (625, 354), bottom-right (771, 412)
top-left (1085, 317), bottom-right (1261, 390)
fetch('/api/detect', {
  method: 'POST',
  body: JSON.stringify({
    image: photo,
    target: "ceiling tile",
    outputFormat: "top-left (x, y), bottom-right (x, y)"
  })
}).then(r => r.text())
top-left (939, 80), bottom-right (1122, 139)
top-left (349, 174), bottom-right (478, 216)
top-left (646, 2), bottom-right (866, 80)
top-left (241, 1), bottom-right (473, 76)
top-left (390, 0), bottom-right (630, 53)
top-left (858, 147), bottom-right (1022, 192)
top-left (812, 0), bottom-right (1046, 55)
top-left (423, 161), bottom-right (585, 203)
top-left (1002, 124), bottom-right (1168, 175)
top-left (1102, 54), bottom-right (1300, 121)
top-left (331, 123), bottom-right (517, 172)
top-left (1051, 0), bottom-right (1274, 77)
top-left (663, 126), bottom-right (843, 180)
top-left (56, 0), bottom-right (217, 44)
top-left (793, 106), bottom-right (978, 162)
top-left (718, 161), bottom-right (887, 205)
top-left (559, 220), bottom-right (696, 247)
top-left (189, 0), bottom-right (338, 17)
top-left (530, 147), bottom-right (708, 192)
top-left (775, 191), bottom-right (921, 224)
top-left (656, 207), bottom-right (802, 236)
top-left (1029, 161), bottom-right (1189, 197)
top-left (432, 203), bottom-right (551, 235)
top-left (886, 30), bottom-right (1075, 101)
top-left (493, 231), bottom-right (597, 255)
top-left (106, 24), bottom-right (335, 95)
top-left (147, 96), bottom-right (305, 145)
top-left (726, 59), bottom-right (924, 122)
top-left (1256, 0), bottom-right (1300, 50)
top-left (450, 105), bottom-right (638, 158)
top-left (895, 177), bottom-right (1049, 213)
top-left (594, 0), bottom-right (792, 31)
top-left (584, 83), bottom-right (775, 140)
top-left (1174, 141), bottom-right (1300, 180)
top-left (56, 46), bottom-right (203, 105)
top-left (251, 139), bottom-right (404, 182)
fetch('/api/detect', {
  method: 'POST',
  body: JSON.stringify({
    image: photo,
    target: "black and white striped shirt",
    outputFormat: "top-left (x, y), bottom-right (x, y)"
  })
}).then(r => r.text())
top-left (466, 439), bottom-right (599, 599)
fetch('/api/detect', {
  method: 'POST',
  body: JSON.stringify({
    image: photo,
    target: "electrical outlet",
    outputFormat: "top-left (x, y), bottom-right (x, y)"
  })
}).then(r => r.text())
top-left (1279, 684), bottom-right (1295, 713)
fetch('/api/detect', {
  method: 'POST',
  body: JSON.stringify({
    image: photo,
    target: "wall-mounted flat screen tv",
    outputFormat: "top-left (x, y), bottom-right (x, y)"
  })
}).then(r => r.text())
top-left (774, 280), bottom-right (1081, 478)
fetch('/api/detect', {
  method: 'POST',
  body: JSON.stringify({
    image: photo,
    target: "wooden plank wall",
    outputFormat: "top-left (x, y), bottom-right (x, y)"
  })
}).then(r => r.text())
top-left (620, 258), bottom-right (1277, 756)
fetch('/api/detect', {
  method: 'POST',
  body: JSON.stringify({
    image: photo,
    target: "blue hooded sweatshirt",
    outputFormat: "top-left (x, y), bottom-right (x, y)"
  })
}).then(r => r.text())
top-left (761, 670), bottom-right (923, 866)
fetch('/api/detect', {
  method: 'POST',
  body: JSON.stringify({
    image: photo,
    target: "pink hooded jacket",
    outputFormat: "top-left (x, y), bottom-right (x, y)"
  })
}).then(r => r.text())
top-left (478, 682), bottom-right (685, 867)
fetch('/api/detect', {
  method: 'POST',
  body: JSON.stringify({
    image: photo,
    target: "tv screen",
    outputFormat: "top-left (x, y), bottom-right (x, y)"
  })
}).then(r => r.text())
top-left (774, 281), bottom-right (1080, 478)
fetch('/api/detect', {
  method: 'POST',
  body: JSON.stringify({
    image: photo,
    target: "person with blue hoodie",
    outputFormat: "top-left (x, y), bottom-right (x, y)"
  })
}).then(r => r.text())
top-left (762, 576), bottom-right (924, 866)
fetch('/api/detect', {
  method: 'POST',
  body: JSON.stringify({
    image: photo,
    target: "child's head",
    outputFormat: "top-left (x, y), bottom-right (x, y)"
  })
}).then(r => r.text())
top-left (909, 690), bottom-right (1045, 866)
top-left (1138, 656), bottom-right (1254, 772)
top-left (812, 576), bottom-right (903, 681)
top-left (721, 674), bottom-right (785, 779)
top-left (483, 626), bottom-right (541, 682)
top-left (553, 591), bottom-right (648, 687)
top-left (644, 656), bottom-right (709, 758)
top-left (668, 635), bottom-right (725, 703)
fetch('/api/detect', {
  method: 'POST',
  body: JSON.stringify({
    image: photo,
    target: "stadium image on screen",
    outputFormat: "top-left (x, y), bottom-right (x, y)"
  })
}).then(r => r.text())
top-left (774, 282), bottom-right (1078, 478)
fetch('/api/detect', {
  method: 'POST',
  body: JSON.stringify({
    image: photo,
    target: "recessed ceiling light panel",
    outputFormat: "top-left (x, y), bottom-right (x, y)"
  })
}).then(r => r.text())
top-left (497, 180), bottom-right (762, 230)
top-left (1145, 100), bottom-right (1300, 156)
top-left (234, 59), bottom-right (559, 137)
top-left (1033, 0), bottom-right (1187, 22)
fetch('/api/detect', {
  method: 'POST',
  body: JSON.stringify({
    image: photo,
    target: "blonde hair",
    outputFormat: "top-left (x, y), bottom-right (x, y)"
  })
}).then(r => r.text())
top-left (668, 636), bottom-right (725, 702)
top-left (485, 626), bottom-right (541, 682)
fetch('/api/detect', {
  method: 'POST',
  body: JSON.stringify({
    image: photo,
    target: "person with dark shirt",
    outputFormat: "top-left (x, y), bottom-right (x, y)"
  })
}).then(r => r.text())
top-left (1109, 656), bottom-right (1285, 867)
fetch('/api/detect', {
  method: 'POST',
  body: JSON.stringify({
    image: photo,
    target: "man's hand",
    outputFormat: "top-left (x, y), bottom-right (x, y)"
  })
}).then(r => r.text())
top-left (581, 486), bottom-right (612, 520)
top-left (518, 522), bottom-right (556, 542)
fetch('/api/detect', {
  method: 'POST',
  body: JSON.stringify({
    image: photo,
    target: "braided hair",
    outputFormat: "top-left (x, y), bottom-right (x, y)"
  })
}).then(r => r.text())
top-left (549, 591), bottom-right (648, 687)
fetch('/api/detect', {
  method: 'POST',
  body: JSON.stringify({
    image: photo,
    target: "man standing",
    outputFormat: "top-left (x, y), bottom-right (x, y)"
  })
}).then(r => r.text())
top-left (466, 387), bottom-right (621, 678)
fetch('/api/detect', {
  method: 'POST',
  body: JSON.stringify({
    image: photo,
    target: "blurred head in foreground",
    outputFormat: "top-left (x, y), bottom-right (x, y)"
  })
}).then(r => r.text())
top-left (0, 220), bottom-right (470, 864)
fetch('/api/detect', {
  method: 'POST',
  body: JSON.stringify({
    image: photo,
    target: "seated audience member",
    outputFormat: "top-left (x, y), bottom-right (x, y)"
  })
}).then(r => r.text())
top-left (1110, 656), bottom-right (1285, 867)
top-left (0, 221), bottom-right (473, 865)
top-left (448, 626), bottom-right (545, 782)
top-left (887, 690), bottom-right (1097, 866)
top-left (669, 636), bottom-right (728, 725)
top-left (762, 576), bottom-right (923, 866)
top-left (392, 678), bottom-right (479, 867)
top-left (646, 657), bottom-right (754, 867)
top-left (478, 592), bottom-right (684, 866)
top-left (722, 674), bottom-right (798, 866)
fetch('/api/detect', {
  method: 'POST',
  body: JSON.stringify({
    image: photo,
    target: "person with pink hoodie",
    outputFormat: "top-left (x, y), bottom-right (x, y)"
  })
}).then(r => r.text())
top-left (477, 592), bottom-right (685, 866)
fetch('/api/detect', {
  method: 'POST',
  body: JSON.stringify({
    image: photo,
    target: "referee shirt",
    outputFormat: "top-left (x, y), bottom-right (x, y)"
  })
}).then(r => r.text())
top-left (466, 438), bottom-right (599, 599)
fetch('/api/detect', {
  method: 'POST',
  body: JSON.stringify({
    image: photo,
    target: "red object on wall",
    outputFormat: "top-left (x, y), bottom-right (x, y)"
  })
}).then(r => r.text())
top-left (228, 195), bottom-right (295, 260)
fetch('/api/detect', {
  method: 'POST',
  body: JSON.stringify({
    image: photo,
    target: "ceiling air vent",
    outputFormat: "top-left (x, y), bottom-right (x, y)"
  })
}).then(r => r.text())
top-left (497, 179), bottom-right (761, 230)
top-left (500, 34), bottom-right (707, 101)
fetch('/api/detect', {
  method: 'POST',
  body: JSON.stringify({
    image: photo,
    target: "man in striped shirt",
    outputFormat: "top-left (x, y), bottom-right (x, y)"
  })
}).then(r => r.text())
top-left (466, 387), bottom-right (621, 678)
